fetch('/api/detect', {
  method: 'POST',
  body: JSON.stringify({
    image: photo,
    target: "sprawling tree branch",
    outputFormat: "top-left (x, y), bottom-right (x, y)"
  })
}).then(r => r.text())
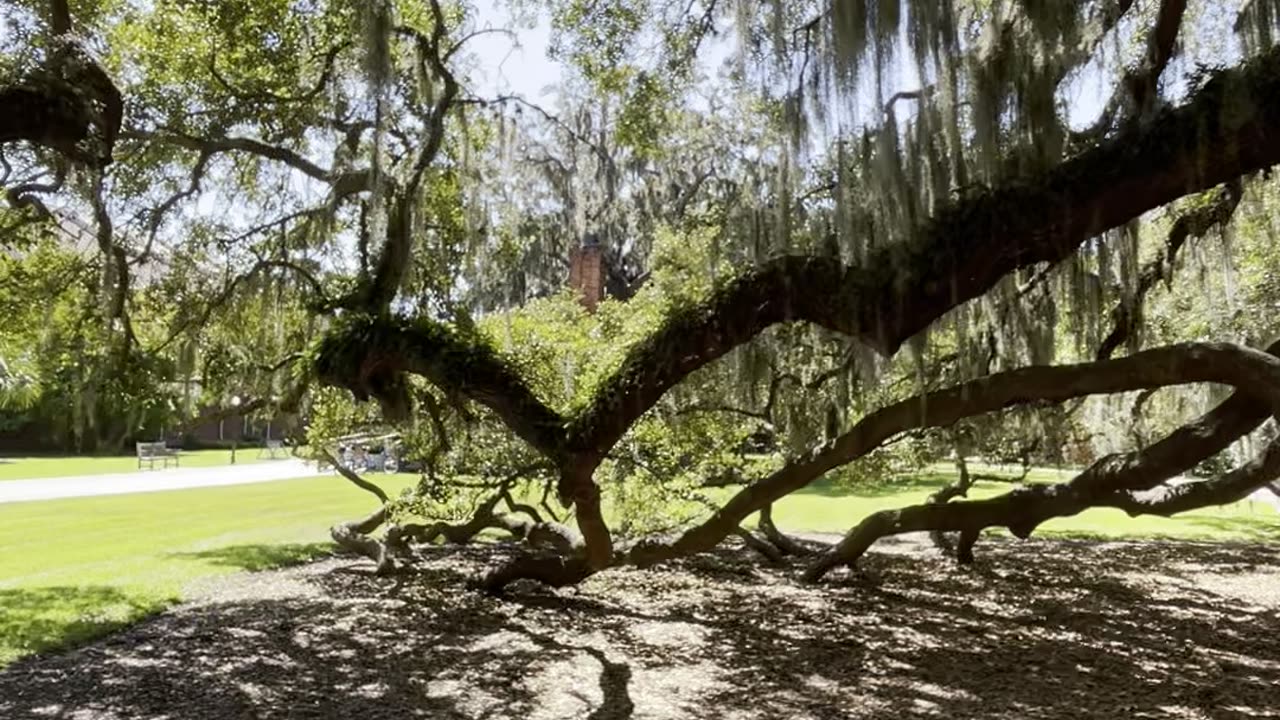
top-left (627, 341), bottom-right (1280, 568)
top-left (1100, 440), bottom-right (1280, 516)
top-left (803, 432), bottom-right (1280, 582)
top-left (565, 45), bottom-right (1280, 459)
top-left (123, 129), bottom-right (333, 184)
top-left (209, 42), bottom-right (351, 106)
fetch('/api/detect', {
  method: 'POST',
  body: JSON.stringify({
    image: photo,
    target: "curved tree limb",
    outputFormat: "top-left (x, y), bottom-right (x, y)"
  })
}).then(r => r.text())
top-left (324, 449), bottom-right (397, 573)
top-left (758, 503), bottom-right (812, 556)
top-left (321, 46), bottom-right (1280, 465)
top-left (803, 436), bottom-right (1280, 582)
top-left (627, 341), bottom-right (1280, 568)
top-left (345, 0), bottom-right (461, 313)
top-left (1100, 440), bottom-right (1280, 516)
top-left (324, 448), bottom-right (391, 504)
top-left (208, 42), bottom-right (351, 106)
top-left (122, 129), bottom-right (333, 183)
top-left (569, 47), bottom-right (1280, 459)
top-left (312, 314), bottom-right (567, 462)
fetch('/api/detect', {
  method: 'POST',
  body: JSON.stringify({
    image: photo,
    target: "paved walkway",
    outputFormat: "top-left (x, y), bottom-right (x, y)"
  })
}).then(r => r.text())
top-left (0, 459), bottom-right (325, 505)
top-left (1247, 486), bottom-right (1280, 512)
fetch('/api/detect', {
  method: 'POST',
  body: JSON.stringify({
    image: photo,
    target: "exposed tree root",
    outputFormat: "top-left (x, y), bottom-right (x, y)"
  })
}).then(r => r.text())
top-left (476, 553), bottom-right (593, 594)
top-left (734, 528), bottom-right (785, 564)
top-left (758, 504), bottom-right (812, 556)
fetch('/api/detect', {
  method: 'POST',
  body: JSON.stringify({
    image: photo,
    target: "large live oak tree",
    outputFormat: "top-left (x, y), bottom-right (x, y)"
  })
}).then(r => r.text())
top-left (312, 39), bottom-right (1280, 584)
top-left (7, 0), bottom-right (1280, 588)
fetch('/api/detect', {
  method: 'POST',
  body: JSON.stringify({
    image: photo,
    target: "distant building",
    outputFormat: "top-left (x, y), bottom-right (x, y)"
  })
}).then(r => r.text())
top-left (567, 235), bottom-right (606, 311)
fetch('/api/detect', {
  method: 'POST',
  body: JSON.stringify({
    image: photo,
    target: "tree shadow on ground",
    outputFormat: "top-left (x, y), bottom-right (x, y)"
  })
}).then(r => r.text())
top-left (2, 539), bottom-right (1279, 719)
top-left (168, 543), bottom-right (335, 572)
top-left (0, 586), bottom-right (171, 663)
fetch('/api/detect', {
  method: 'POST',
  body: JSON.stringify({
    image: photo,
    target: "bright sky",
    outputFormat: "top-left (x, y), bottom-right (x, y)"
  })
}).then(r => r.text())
top-left (459, 1), bottom-right (1113, 133)
top-left (464, 0), bottom-right (564, 103)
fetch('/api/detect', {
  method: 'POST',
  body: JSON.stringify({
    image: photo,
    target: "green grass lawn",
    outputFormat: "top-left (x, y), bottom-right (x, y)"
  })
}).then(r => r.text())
top-left (0, 472), bottom-right (419, 666)
top-left (0, 448), bottom-right (280, 481)
top-left (1, 464), bottom-right (1276, 668)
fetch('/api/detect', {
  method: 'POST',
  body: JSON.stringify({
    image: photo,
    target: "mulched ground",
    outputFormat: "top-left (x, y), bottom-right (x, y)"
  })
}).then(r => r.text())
top-left (2, 535), bottom-right (1279, 720)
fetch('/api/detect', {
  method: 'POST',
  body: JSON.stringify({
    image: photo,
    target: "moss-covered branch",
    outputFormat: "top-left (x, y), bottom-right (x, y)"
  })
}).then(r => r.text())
top-left (313, 47), bottom-right (1280, 585)
top-left (318, 47), bottom-right (1280, 476)
top-left (311, 314), bottom-right (567, 462)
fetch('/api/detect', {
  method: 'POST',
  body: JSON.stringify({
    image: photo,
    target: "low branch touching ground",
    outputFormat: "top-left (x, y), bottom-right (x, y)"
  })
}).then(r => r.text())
top-left (758, 504), bottom-right (812, 556)
top-left (803, 430), bottom-right (1280, 582)
top-left (324, 450), bottom-right (397, 573)
top-left (626, 342), bottom-right (1280, 570)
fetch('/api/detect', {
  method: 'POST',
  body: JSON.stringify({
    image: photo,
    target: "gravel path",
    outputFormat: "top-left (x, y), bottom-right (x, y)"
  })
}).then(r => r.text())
top-left (3, 535), bottom-right (1279, 719)
top-left (0, 458), bottom-right (323, 504)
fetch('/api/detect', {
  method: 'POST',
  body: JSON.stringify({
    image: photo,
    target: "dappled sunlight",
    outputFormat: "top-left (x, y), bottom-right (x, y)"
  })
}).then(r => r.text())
top-left (3, 539), bottom-right (1278, 718)
top-left (167, 543), bottom-right (334, 572)
top-left (0, 586), bottom-right (172, 666)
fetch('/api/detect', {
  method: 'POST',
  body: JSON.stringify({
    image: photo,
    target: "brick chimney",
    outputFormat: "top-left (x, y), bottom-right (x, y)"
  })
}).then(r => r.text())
top-left (568, 235), bottom-right (606, 312)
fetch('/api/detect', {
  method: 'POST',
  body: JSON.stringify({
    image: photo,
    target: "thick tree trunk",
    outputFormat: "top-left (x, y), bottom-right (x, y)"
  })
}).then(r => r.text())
top-left (563, 465), bottom-right (614, 571)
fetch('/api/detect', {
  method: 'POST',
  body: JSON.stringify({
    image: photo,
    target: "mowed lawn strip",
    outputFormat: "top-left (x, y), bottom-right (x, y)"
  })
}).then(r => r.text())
top-left (0, 449), bottom-right (279, 481)
top-left (2, 465), bottom-right (1277, 667)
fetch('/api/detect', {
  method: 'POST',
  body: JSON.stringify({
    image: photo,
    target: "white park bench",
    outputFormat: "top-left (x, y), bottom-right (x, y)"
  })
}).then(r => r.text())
top-left (258, 438), bottom-right (287, 459)
top-left (136, 441), bottom-right (179, 470)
